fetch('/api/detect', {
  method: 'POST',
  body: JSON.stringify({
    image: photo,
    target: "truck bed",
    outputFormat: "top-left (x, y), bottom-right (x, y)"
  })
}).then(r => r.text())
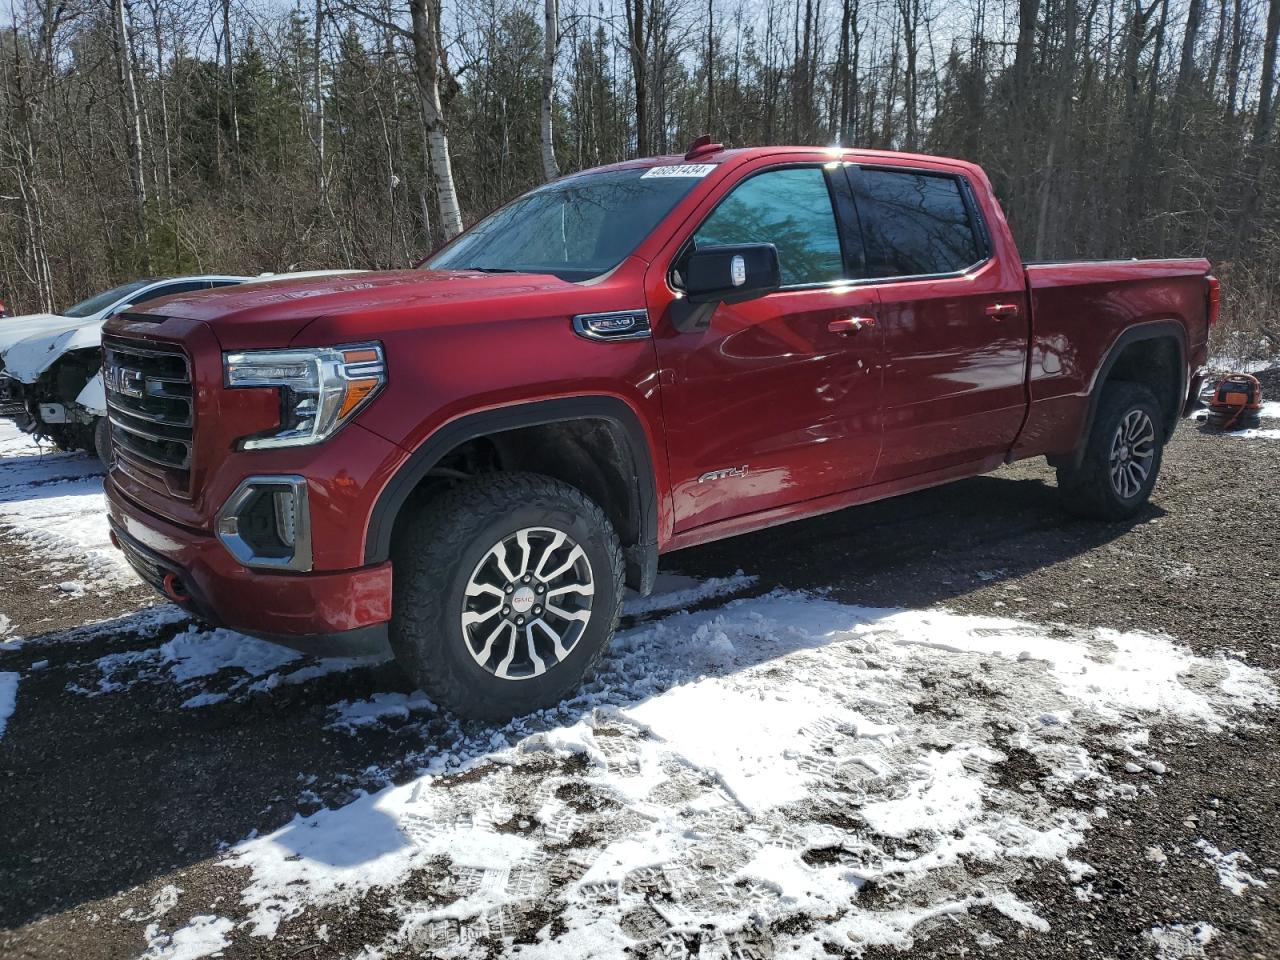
top-left (1012, 256), bottom-right (1212, 462)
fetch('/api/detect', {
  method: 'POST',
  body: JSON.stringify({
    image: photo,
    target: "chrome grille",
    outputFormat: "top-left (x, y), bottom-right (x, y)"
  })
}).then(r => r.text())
top-left (103, 336), bottom-right (193, 495)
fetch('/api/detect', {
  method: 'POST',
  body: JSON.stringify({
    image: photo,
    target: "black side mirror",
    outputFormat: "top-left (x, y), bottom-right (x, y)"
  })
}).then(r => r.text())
top-left (683, 243), bottom-right (781, 305)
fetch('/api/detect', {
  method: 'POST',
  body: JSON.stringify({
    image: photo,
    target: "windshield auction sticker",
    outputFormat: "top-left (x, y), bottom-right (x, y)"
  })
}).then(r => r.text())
top-left (641, 164), bottom-right (718, 178)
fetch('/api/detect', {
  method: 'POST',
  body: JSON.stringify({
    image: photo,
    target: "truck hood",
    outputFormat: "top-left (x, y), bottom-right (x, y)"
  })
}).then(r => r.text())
top-left (0, 313), bottom-right (94, 357)
top-left (139, 269), bottom-right (582, 347)
top-left (2, 321), bottom-right (103, 383)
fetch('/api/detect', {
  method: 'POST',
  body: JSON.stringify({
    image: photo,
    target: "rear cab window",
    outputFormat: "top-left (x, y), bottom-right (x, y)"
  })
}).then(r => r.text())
top-left (850, 168), bottom-right (987, 278)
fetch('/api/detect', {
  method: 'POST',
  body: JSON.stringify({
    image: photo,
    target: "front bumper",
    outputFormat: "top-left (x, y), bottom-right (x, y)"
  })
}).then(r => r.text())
top-left (106, 477), bottom-right (393, 657)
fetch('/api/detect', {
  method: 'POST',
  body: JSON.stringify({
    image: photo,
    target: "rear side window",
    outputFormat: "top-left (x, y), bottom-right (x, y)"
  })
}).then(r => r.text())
top-left (693, 167), bottom-right (844, 287)
top-left (132, 280), bottom-right (208, 305)
top-left (855, 169), bottom-right (982, 278)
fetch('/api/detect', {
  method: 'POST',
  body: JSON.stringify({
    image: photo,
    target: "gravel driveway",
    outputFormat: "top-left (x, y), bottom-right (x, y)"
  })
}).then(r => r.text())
top-left (0, 378), bottom-right (1277, 960)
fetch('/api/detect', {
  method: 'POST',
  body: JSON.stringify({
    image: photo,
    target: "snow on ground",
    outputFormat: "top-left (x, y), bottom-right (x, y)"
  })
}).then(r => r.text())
top-left (139, 915), bottom-right (233, 960)
top-left (1195, 839), bottom-right (1268, 896)
top-left (66, 622), bottom-right (376, 704)
top-left (1206, 355), bottom-right (1279, 375)
top-left (1227, 427), bottom-right (1280, 440)
top-left (121, 884), bottom-right (184, 923)
top-left (328, 691), bottom-right (436, 731)
top-left (116, 589), bottom-right (1275, 959)
top-left (0, 671), bottom-right (18, 740)
top-left (1146, 921), bottom-right (1218, 959)
top-left (622, 571), bottom-right (757, 617)
top-left (0, 420), bottom-right (132, 588)
top-left (66, 573), bottom-right (764, 712)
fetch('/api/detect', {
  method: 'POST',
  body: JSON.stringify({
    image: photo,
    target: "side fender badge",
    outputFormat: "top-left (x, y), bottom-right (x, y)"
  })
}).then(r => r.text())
top-left (697, 465), bottom-right (749, 483)
top-left (572, 310), bottom-right (651, 342)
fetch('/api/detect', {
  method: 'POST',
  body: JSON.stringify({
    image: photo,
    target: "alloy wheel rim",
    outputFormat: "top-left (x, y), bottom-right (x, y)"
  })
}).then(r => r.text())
top-left (461, 526), bottom-right (594, 681)
top-left (1109, 409), bottom-right (1156, 499)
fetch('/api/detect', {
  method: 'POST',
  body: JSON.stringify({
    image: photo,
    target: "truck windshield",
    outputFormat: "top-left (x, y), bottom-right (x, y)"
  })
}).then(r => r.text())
top-left (425, 168), bottom-right (704, 281)
top-left (63, 279), bottom-right (152, 318)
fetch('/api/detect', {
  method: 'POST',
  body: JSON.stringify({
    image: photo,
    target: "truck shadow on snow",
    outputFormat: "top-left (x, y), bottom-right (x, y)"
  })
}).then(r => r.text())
top-left (0, 468), bottom-right (1157, 930)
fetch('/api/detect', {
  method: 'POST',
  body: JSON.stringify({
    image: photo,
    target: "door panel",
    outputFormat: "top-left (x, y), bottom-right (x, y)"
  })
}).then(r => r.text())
top-left (873, 273), bottom-right (1028, 480)
top-left (653, 286), bottom-right (882, 532)
top-left (848, 166), bottom-right (1029, 482)
top-left (649, 160), bottom-right (884, 534)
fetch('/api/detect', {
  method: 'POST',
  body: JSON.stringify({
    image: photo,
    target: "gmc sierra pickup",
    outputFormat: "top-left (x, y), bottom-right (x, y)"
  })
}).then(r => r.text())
top-left (102, 144), bottom-right (1217, 720)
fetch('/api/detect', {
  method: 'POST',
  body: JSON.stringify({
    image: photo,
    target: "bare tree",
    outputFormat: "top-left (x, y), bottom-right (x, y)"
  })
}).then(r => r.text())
top-left (541, 0), bottom-right (560, 179)
top-left (624, 0), bottom-right (652, 154)
top-left (110, 0), bottom-right (151, 268)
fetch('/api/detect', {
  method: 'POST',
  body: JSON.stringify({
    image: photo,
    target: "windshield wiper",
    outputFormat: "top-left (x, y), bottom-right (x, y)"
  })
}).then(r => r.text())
top-left (456, 265), bottom-right (523, 274)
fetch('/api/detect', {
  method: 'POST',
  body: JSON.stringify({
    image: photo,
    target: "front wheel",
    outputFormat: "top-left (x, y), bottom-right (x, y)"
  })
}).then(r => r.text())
top-left (390, 473), bottom-right (625, 721)
top-left (1057, 382), bottom-right (1165, 521)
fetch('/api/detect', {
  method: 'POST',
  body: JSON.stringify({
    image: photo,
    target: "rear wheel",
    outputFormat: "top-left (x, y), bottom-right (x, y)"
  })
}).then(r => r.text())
top-left (390, 472), bottom-right (624, 721)
top-left (1057, 382), bottom-right (1165, 521)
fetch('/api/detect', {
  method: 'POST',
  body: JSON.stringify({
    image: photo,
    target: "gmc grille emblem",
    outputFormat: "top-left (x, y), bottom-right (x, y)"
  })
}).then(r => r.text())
top-left (107, 364), bottom-right (146, 399)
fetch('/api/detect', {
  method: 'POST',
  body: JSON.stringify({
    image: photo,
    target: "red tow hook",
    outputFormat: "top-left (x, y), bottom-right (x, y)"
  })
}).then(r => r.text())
top-left (162, 572), bottom-right (192, 604)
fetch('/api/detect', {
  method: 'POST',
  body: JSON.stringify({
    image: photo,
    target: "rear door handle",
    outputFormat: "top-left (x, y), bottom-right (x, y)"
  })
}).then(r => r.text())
top-left (828, 316), bottom-right (877, 334)
top-left (985, 303), bottom-right (1020, 318)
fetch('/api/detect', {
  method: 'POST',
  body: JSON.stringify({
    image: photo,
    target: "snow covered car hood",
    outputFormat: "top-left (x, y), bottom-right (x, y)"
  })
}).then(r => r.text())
top-left (0, 313), bottom-right (91, 357)
top-left (0, 319), bottom-right (102, 384)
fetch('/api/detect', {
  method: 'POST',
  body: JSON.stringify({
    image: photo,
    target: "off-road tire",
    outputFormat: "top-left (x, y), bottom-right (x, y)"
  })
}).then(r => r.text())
top-left (93, 417), bottom-right (112, 465)
top-left (390, 472), bottom-right (625, 721)
top-left (1057, 382), bottom-right (1165, 521)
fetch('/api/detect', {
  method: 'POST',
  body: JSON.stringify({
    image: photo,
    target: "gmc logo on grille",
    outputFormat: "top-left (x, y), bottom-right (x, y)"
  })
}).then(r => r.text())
top-left (106, 364), bottom-right (145, 399)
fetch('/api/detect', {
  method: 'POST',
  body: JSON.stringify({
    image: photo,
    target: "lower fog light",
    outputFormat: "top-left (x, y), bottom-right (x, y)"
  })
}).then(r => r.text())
top-left (216, 475), bottom-right (312, 571)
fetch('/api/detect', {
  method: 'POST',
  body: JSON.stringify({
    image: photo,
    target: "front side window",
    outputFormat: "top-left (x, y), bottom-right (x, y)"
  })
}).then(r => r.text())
top-left (427, 167), bottom-right (705, 282)
top-left (856, 169), bottom-right (983, 277)
top-left (692, 167), bottom-right (844, 287)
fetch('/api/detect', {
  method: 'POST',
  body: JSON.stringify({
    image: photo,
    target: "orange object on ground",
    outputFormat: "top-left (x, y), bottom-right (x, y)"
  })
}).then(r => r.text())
top-left (1207, 373), bottom-right (1264, 430)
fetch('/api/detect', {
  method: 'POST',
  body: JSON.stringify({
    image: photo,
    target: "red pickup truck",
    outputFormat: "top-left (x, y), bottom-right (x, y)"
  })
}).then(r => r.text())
top-left (103, 144), bottom-right (1216, 719)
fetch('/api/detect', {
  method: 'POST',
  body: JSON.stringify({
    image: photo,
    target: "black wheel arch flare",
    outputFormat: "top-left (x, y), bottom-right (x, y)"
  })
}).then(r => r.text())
top-left (363, 396), bottom-right (660, 593)
top-left (1067, 319), bottom-right (1188, 472)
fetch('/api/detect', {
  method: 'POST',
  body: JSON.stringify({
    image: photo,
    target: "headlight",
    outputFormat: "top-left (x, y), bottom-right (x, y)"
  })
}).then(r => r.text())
top-left (224, 343), bottom-right (386, 450)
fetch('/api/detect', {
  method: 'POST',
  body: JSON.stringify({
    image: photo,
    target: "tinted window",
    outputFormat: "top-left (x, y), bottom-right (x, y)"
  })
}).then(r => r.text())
top-left (857, 170), bottom-right (982, 277)
top-left (693, 167), bottom-right (844, 286)
top-left (131, 280), bottom-right (208, 305)
top-left (428, 168), bottom-right (703, 281)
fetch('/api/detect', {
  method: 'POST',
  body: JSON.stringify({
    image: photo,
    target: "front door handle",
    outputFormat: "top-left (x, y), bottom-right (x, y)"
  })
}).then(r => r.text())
top-left (828, 316), bottom-right (877, 335)
top-left (985, 303), bottom-right (1020, 318)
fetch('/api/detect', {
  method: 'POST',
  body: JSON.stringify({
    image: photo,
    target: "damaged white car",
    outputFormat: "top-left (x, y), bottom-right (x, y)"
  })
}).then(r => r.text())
top-left (0, 271), bottom-right (358, 462)
top-left (0, 276), bottom-right (252, 460)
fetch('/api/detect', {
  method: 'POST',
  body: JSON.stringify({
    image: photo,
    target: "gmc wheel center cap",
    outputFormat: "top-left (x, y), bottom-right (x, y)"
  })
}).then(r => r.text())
top-left (511, 586), bottom-right (536, 613)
